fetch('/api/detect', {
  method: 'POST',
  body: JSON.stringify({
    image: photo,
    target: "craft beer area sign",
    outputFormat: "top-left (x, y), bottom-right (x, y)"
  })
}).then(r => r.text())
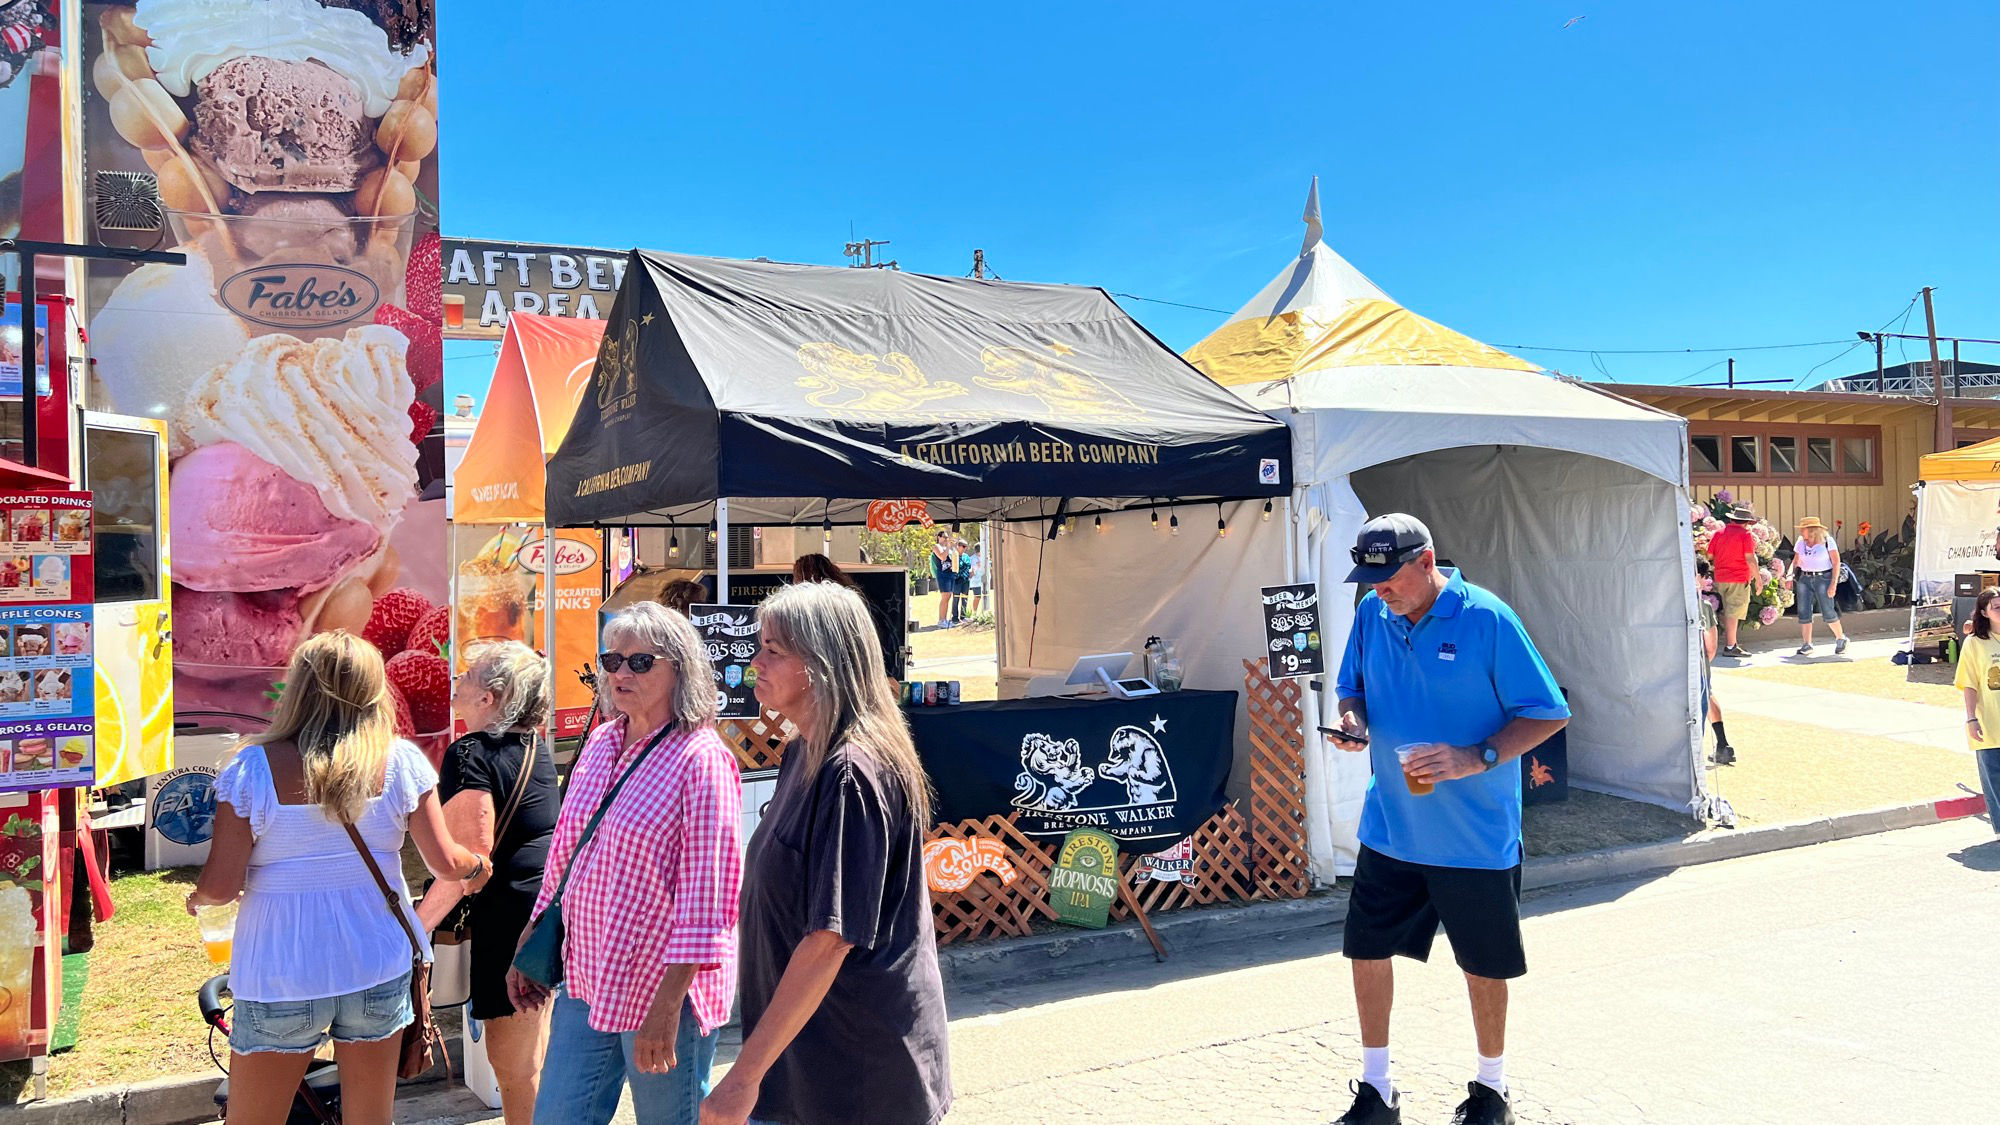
top-left (442, 239), bottom-right (629, 338)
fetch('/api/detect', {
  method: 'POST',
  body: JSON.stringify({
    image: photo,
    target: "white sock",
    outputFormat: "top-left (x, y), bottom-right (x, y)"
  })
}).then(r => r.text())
top-left (1362, 1045), bottom-right (1393, 1102)
top-left (1476, 1052), bottom-right (1506, 1096)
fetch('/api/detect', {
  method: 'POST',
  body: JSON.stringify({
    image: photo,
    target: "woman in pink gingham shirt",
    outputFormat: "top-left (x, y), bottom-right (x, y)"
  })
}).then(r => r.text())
top-left (509, 602), bottom-right (742, 1125)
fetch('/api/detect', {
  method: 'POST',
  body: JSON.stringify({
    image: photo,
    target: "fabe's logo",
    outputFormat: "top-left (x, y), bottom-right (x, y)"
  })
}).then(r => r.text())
top-left (514, 535), bottom-right (598, 576)
top-left (219, 265), bottom-right (379, 330)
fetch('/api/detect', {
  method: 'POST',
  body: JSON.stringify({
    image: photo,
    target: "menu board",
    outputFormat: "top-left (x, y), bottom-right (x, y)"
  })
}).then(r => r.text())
top-left (688, 603), bottom-right (760, 719)
top-left (1259, 583), bottom-right (1324, 680)
top-left (0, 301), bottom-right (49, 399)
top-left (0, 493), bottom-right (92, 794)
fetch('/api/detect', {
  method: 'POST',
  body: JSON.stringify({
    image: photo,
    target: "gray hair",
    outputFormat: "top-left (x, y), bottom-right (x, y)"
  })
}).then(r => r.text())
top-left (462, 640), bottom-right (551, 736)
top-left (600, 602), bottom-right (718, 730)
top-left (757, 582), bottom-right (932, 823)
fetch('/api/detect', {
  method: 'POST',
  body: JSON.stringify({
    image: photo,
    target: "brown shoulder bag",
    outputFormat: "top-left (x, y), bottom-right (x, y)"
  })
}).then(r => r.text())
top-left (341, 820), bottom-right (446, 1080)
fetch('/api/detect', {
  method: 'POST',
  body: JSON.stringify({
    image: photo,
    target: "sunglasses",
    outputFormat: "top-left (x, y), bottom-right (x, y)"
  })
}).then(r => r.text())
top-left (1349, 542), bottom-right (1426, 568)
top-left (599, 651), bottom-right (667, 674)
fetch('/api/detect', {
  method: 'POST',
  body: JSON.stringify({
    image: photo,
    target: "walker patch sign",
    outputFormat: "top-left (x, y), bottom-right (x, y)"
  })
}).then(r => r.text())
top-left (1260, 583), bottom-right (1323, 679)
top-left (1051, 828), bottom-right (1120, 929)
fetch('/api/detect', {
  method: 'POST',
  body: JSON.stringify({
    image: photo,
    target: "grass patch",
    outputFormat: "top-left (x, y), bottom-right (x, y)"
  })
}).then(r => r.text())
top-left (1703, 712), bottom-right (1979, 824)
top-left (1719, 656), bottom-right (1962, 709)
top-left (0, 867), bottom-right (222, 1099)
top-left (1523, 789), bottom-right (1700, 856)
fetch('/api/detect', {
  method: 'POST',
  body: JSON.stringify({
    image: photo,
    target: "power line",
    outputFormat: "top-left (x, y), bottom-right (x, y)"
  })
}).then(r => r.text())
top-left (1507, 338), bottom-right (1850, 356)
top-left (1110, 292), bottom-right (1235, 315)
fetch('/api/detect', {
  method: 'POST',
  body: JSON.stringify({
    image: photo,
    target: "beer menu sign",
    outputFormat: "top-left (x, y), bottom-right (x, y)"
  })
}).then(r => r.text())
top-left (442, 239), bottom-right (630, 338)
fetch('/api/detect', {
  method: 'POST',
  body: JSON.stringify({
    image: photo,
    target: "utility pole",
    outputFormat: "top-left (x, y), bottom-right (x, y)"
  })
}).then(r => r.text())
top-left (971, 249), bottom-right (986, 279)
top-left (1726, 357), bottom-right (1735, 389)
top-left (1924, 286), bottom-right (1949, 451)
top-left (1874, 333), bottom-right (1885, 392)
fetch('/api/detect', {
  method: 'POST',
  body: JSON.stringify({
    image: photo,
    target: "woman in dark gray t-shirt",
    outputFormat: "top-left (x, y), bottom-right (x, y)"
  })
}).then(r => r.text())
top-left (702, 581), bottom-right (950, 1125)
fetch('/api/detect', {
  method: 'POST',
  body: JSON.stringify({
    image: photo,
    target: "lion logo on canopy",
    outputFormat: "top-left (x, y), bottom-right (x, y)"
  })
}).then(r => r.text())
top-left (795, 342), bottom-right (969, 414)
top-left (975, 346), bottom-right (1143, 419)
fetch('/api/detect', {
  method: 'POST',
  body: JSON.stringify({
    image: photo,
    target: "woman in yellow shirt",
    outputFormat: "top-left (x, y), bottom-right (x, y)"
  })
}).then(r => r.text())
top-left (1952, 588), bottom-right (2000, 832)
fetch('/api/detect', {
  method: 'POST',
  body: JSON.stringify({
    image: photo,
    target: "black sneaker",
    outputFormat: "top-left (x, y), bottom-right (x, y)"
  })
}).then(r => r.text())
top-left (1721, 644), bottom-right (1751, 658)
top-left (1835, 637), bottom-right (1848, 655)
top-left (1709, 744), bottom-right (1736, 766)
top-left (1794, 644), bottom-right (1813, 657)
top-left (1333, 1079), bottom-right (1400, 1124)
top-left (1452, 1081), bottom-right (1516, 1125)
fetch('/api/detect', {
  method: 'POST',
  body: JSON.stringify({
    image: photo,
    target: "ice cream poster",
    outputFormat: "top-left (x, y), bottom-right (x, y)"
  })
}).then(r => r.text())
top-left (80, 2), bottom-right (444, 723)
top-left (0, 302), bottom-right (49, 398)
top-left (0, 492), bottom-right (93, 605)
top-left (0, 794), bottom-right (59, 1062)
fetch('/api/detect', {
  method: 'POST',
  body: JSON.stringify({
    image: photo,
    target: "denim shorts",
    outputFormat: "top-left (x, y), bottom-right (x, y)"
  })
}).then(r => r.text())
top-left (229, 971), bottom-right (412, 1055)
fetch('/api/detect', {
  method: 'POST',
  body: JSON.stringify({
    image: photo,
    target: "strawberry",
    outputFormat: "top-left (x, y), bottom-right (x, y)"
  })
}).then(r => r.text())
top-left (385, 649), bottom-right (451, 733)
top-left (408, 399), bottom-right (439, 446)
top-left (404, 231), bottom-right (442, 322)
top-left (405, 604), bottom-right (450, 662)
top-left (387, 681), bottom-right (415, 737)
top-left (375, 302), bottom-right (442, 393)
top-left (363, 587), bottom-right (434, 657)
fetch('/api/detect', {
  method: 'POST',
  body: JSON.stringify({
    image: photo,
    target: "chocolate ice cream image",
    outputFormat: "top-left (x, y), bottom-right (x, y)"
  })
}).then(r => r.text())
top-left (191, 56), bottom-right (377, 193)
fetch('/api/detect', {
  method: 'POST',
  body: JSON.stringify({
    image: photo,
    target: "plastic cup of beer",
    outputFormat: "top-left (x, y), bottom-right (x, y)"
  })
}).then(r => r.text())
top-left (443, 293), bottom-right (466, 330)
top-left (1394, 743), bottom-right (1435, 796)
top-left (195, 902), bottom-right (237, 964)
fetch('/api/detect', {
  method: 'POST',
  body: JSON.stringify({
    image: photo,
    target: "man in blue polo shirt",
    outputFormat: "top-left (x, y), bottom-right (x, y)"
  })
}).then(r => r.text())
top-left (1328, 514), bottom-right (1569, 1125)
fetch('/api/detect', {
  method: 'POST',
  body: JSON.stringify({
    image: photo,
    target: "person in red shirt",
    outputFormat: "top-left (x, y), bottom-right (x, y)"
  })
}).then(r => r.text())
top-left (1709, 505), bottom-right (1764, 658)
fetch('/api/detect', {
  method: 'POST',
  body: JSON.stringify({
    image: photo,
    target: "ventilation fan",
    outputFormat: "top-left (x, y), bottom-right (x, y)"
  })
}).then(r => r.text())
top-left (94, 170), bottom-right (164, 232)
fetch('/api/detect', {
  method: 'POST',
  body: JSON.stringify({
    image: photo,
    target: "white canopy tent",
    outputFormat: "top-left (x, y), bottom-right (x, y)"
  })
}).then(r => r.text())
top-left (1003, 185), bottom-right (1709, 880)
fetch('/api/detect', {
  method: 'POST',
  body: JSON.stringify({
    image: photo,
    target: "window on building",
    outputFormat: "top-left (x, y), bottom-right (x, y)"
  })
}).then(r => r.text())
top-left (1690, 435), bottom-right (1721, 474)
top-left (1688, 423), bottom-right (1881, 485)
top-left (1768, 435), bottom-right (1799, 473)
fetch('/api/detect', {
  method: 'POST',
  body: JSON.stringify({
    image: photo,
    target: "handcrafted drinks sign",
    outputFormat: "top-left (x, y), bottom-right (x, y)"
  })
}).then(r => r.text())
top-left (1259, 583), bottom-right (1324, 679)
top-left (1050, 828), bottom-right (1120, 929)
top-left (0, 492), bottom-right (93, 794)
top-left (442, 239), bottom-right (629, 338)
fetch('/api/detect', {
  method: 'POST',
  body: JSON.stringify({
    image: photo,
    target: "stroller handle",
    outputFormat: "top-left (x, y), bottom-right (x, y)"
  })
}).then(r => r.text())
top-left (197, 974), bottom-right (230, 1029)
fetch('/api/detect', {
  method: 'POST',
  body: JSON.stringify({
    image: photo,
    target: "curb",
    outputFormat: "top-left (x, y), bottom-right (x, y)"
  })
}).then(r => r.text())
top-left (13, 794), bottom-right (1987, 1124)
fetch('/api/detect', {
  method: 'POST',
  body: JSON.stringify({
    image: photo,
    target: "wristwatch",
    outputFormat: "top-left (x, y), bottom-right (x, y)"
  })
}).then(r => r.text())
top-left (1476, 741), bottom-right (1501, 771)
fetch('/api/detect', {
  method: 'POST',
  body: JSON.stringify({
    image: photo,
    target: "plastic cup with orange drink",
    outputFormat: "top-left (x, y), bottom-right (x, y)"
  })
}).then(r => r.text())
top-left (1394, 743), bottom-right (1435, 796)
top-left (195, 902), bottom-right (237, 964)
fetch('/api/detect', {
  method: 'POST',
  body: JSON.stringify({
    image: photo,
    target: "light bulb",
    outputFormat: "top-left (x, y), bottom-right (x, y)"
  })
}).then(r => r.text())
top-left (706, 519), bottom-right (718, 546)
top-left (668, 534), bottom-right (681, 558)
top-left (1150, 510), bottom-right (1159, 530)
top-left (1169, 514), bottom-right (1180, 536)
top-left (1262, 500), bottom-right (1273, 522)
top-left (1094, 514), bottom-right (1104, 534)
top-left (1217, 517), bottom-right (1228, 538)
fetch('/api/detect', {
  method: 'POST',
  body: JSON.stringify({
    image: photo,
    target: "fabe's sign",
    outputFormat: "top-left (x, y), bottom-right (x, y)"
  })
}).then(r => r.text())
top-left (1050, 828), bottom-right (1120, 929)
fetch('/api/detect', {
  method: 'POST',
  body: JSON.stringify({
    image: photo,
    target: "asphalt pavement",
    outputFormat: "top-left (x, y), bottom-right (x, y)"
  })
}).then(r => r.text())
top-left (404, 816), bottom-right (1999, 1124)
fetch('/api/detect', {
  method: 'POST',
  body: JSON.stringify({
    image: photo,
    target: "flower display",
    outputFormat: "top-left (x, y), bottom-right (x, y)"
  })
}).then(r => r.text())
top-left (1689, 491), bottom-right (1794, 627)
top-left (1759, 605), bottom-right (1780, 626)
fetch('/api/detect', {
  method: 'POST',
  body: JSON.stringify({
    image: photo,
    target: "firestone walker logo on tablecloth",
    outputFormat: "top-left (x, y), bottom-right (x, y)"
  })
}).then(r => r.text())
top-left (1011, 721), bottom-right (1181, 841)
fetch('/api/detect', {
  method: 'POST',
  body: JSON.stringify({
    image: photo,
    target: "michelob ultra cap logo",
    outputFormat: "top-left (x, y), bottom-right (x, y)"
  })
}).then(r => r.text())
top-left (219, 264), bottom-right (380, 330)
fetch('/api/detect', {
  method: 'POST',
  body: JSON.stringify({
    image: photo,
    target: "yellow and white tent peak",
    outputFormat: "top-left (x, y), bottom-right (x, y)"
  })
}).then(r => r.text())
top-left (1185, 181), bottom-right (1538, 388)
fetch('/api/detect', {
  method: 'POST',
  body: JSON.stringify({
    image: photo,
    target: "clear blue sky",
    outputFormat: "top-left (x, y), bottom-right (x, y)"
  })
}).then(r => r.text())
top-left (440, 1), bottom-right (1999, 402)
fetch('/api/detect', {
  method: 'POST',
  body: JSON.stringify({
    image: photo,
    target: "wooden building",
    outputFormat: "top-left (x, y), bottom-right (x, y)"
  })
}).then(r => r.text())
top-left (1598, 383), bottom-right (2000, 538)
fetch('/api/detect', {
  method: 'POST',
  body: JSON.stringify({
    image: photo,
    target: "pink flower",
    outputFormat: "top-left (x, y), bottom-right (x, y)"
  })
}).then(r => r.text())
top-left (1714, 489), bottom-right (1733, 503)
top-left (1759, 605), bottom-right (1779, 625)
top-left (1702, 593), bottom-right (1721, 610)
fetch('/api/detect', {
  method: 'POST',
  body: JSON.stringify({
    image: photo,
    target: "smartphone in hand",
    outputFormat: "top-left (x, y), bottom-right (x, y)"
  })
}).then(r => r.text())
top-left (1317, 725), bottom-right (1368, 748)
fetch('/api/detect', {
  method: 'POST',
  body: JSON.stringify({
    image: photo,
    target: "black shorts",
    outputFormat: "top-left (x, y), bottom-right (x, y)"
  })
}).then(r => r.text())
top-left (1342, 844), bottom-right (1526, 980)
top-left (467, 889), bottom-right (536, 1021)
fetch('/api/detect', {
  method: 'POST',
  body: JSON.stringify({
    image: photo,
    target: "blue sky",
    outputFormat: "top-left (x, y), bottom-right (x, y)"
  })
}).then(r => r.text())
top-left (440, 1), bottom-right (1999, 404)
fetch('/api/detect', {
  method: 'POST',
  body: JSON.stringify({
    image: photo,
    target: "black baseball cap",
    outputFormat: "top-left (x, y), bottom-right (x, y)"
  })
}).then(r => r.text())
top-left (1345, 513), bottom-right (1434, 584)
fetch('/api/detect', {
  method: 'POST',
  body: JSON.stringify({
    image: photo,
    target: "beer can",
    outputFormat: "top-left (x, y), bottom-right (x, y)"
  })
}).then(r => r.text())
top-left (924, 681), bottom-right (939, 706)
top-left (946, 680), bottom-right (961, 705)
top-left (907, 681), bottom-right (923, 706)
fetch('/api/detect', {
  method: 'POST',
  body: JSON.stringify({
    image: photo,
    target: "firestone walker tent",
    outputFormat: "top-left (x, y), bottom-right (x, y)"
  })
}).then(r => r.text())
top-left (1022, 186), bottom-right (1707, 879)
top-left (545, 250), bottom-right (1291, 528)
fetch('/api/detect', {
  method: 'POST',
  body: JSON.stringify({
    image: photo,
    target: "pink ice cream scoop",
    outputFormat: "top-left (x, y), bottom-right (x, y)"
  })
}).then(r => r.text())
top-left (170, 586), bottom-right (304, 666)
top-left (169, 442), bottom-right (380, 594)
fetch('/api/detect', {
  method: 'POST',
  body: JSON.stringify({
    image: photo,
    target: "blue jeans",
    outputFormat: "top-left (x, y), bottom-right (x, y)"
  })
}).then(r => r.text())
top-left (1978, 748), bottom-right (2000, 832)
top-left (535, 988), bottom-right (717, 1125)
top-left (1795, 569), bottom-right (1840, 623)
top-left (228, 971), bottom-right (411, 1055)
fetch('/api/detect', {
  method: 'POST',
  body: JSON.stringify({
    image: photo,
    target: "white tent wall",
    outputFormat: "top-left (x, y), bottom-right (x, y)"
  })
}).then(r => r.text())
top-left (1345, 444), bottom-right (1704, 811)
top-left (992, 501), bottom-right (1287, 804)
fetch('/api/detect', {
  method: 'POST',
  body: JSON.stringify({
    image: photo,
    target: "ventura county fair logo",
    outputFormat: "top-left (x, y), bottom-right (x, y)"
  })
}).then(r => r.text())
top-left (1011, 721), bottom-right (1180, 839)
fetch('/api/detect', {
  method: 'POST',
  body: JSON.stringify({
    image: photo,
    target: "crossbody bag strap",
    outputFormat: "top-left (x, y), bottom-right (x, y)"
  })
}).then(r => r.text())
top-left (341, 819), bottom-right (424, 960)
top-left (541, 724), bottom-right (678, 913)
top-left (491, 734), bottom-right (539, 847)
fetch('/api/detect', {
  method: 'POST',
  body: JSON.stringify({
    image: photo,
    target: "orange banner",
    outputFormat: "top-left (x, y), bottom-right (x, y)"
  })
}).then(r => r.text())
top-left (867, 500), bottom-right (934, 533)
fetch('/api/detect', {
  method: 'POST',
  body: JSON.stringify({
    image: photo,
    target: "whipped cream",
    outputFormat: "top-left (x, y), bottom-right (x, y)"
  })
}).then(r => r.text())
top-left (138, 0), bottom-right (430, 117)
top-left (179, 326), bottom-right (419, 531)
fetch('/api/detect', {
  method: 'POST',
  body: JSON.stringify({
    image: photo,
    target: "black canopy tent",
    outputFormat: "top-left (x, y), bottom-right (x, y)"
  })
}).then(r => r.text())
top-left (544, 250), bottom-right (1291, 534)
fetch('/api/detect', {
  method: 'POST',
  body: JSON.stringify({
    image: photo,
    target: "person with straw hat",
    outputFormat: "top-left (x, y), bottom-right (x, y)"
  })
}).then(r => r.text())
top-left (1789, 517), bottom-right (1848, 657)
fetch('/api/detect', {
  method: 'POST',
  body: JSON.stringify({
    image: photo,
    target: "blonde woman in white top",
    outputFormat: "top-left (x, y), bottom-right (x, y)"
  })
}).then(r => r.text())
top-left (1789, 517), bottom-right (1848, 657)
top-left (188, 631), bottom-right (489, 1125)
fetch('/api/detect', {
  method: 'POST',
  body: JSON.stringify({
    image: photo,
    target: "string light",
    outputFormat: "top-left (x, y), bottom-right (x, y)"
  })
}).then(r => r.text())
top-left (1217, 502), bottom-right (1227, 539)
top-left (1063, 515), bottom-right (1076, 534)
top-left (823, 502), bottom-right (833, 548)
top-left (668, 530), bottom-right (681, 558)
top-left (1150, 505), bottom-right (1159, 531)
top-left (1169, 513), bottom-right (1180, 537)
top-left (1094, 514), bottom-right (1104, 534)
top-left (706, 519), bottom-right (718, 546)
top-left (1262, 500), bottom-right (1273, 522)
